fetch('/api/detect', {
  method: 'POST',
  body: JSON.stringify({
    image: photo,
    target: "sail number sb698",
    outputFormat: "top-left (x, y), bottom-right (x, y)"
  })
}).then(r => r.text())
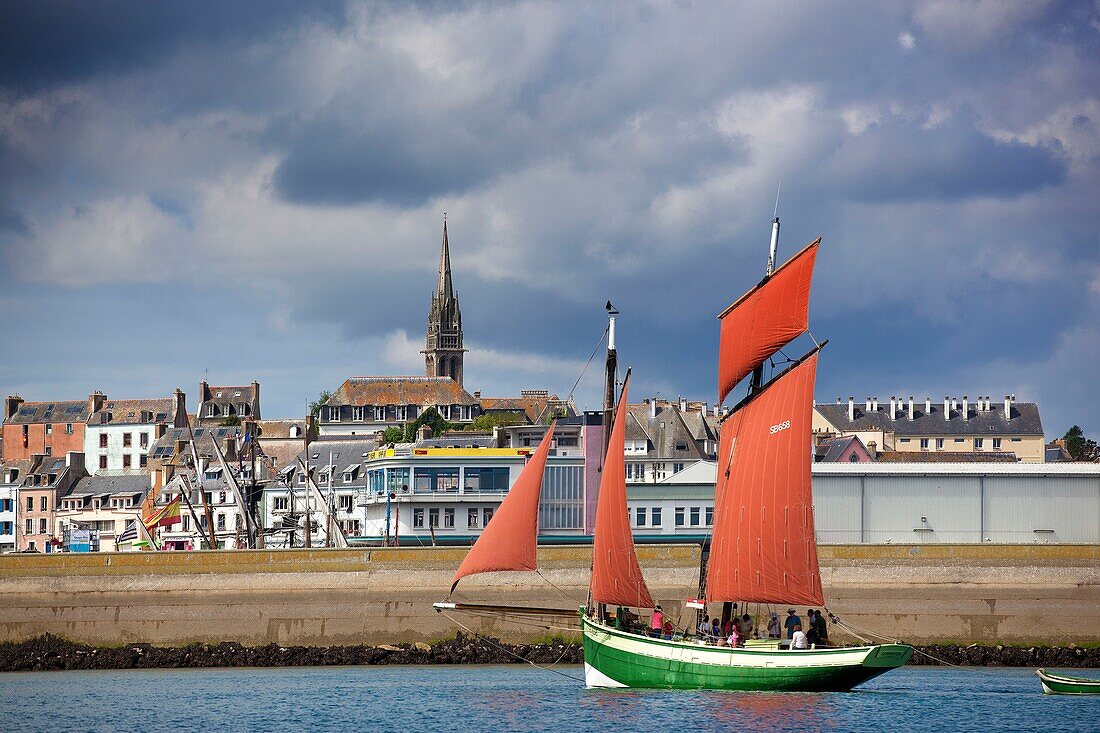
top-left (769, 420), bottom-right (791, 435)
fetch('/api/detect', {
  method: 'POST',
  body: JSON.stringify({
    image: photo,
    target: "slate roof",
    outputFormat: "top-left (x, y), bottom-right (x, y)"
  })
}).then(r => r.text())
top-left (876, 451), bottom-right (1019, 463)
top-left (479, 393), bottom-right (576, 423)
top-left (255, 419), bottom-right (306, 439)
top-left (89, 398), bottom-right (174, 426)
top-left (277, 437), bottom-right (381, 488)
top-left (6, 400), bottom-right (88, 425)
top-left (0, 458), bottom-right (37, 485)
top-left (65, 473), bottom-right (150, 498)
top-left (327, 377), bottom-right (478, 407)
top-left (148, 425), bottom-right (242, 463)
top-left (624, 402), bottom-right (717, 459)
top-left (815, 401), bottom-right (1043, 437)
top-left (815, 435), bottom-right (868, 462)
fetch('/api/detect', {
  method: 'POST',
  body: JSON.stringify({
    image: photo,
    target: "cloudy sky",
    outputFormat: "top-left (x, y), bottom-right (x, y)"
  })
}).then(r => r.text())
top-left (1, 1), bottom-right (1098, 437)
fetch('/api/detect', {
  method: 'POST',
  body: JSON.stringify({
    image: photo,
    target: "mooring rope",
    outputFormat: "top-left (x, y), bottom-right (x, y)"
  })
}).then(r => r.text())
top-left (439, 610), bottom-right (585, 683)
top-left (825, 609), bottom-right (995, 673)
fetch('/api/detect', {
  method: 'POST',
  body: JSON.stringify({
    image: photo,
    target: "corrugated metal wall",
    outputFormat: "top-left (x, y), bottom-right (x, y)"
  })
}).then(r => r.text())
top-left (813, 471), bottom-right (1100, 544)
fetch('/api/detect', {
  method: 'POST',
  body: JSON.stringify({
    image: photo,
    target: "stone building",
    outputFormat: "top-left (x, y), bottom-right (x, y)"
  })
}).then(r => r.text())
top-left (422, 217), bottom-right (466, 386)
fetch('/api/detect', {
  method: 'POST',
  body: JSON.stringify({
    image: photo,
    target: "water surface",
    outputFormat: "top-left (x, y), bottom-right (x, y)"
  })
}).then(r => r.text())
top-left (1, 664), bottom-right (1095, 732)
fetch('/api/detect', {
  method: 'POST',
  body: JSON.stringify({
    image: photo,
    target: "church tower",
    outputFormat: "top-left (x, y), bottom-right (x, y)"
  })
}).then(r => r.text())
top-left (423, 216), bottom-right (466, 385)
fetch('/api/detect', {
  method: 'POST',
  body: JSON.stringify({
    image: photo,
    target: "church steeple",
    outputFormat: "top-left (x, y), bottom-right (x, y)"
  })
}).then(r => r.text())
top-left (423, 214), bottom-right (466, 385)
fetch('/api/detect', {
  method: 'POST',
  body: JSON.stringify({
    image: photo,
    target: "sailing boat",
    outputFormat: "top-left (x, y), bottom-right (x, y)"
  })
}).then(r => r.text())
top-left (580, 228), bottom-right (913, 690)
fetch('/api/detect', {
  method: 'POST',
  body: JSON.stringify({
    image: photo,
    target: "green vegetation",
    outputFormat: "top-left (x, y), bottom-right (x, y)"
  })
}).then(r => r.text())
top-left (308, 390), bottom-right (332, 420)
top-left (381, 407), bottom-right (457, 444)
top-left (1062, 425), bottom-right (1098, 461)
top-left (467, 412), bottom-right (524, 431)
top-left (221, 415), bottom-right (241, 426)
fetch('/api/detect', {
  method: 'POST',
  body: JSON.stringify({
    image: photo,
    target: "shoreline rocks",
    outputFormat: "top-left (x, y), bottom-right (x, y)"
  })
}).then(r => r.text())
top-left (0, 634), bottom-right (1096, 672)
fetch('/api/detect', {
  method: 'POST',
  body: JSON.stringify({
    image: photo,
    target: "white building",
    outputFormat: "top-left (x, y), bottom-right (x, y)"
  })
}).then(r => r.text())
top-left (56, 473), bottom-right (149, 552)
top-left (84, 391), bottom-right (188, 474)
top-left (0, 459), bottom-right (30, 552)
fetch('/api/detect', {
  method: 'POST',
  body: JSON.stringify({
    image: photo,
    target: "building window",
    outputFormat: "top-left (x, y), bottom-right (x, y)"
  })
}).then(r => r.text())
top-left (39, 518), bottom-right (47, 534)
top-left (689, 507), bottom-right (701, 526)
top-left (463, 468), bottom-right (509, 493)
top-left (25, 518), bottom-right (33, 534)
top-left (206, 404), bottom-right (216, 417)
top-left (651, 507), bottom-right (662, 526)
top-left (99, 455), bottom-right (108, 469)
top-left (992, 438), bottom-right (1002, 450)
top-left (373, 407), bottom-right (385, 421)
top-left (40, 496), bottom-right (48, 511)
top-left (626, 463), bottom-right (644, 481)
top-left (26, 496), bottom-right (33, 511)
top-left (347, 520), bottom-right (361, 535)
top-left (140, 433), bottom-right (149, 448)
top-left (414, 467), bottom-right (460, 493)
top-left (274, 497), bottom-right (289, 511)
top-left (339, 495), bottom-right (354, 512)
top-left (935, 438), bottom-right (944, 450)
top-left (899, 438), bottom-right (910, 443)
top-left (100, 433), bottom-right (108, 448)
top-left (413, 509), bottom-right (425, 528)
top-left (44, 446), bottom-right (51, 456)
top-left (66, 423), bottom-right (73, 435)
top-left (673, 462), bottom-right (685, 474)
top-left (955, 438), bottom-right (965, 443)
top-left (483, 508), bottom-right (494, 525)
top-left (352, 407), bottom-right (365, 422)
top-left (468, 508), bottom-right (479, 528)
top-left (653, 463), bottom-right (667, 480)
top-left (705, 506), bottom-right (714, 526)
top-left (123, 455), bottom-right (132, 469)
top-left (919, 438), bottom-right (929, 450)
top-left (428, 508), bottom-right (440, 528)
top-left (219, 491), bottom-right (227, 505)
top-left (443, 508), bottom-right (455, 528)
top-left (674, 507), bottom-right (685, 527)
top-left (974, 438), bottom-right (984, 450)
top-left (182, 515), bottom-right (190, 532)
top-left (217, 514), bottom-right (226, 531)
top-left (140, 455), bottom-right (147, 468)
top-left (396, 406), bottom-right (408, 421)
top-left (123, 433), bottom-right (132, 447)
top-left (635, 507), bottom-right (646, 527)
top-left (557, 436), bottom-right (578, 447)
top-left (235, 514), bottom-right (242, 530)
top-left (45, 423), bottom-right (52, 435)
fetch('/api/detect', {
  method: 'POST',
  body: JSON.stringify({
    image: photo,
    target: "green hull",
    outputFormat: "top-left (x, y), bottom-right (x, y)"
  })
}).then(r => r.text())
top-left (1037, 669), bottom-right (1100, 695)
top-left (582, 614), bottom-right (912, 691)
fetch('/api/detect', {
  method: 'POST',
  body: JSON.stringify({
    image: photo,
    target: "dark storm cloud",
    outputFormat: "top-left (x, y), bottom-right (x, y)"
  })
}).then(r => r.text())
top-left (0, 0), bottom-right (346, 94)
top-left (826, 115), bottom-right (1067, 202)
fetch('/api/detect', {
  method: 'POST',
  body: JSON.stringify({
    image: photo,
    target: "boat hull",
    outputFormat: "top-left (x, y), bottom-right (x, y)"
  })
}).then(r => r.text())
top-left (1037, 669), bottom-right (1100, 695)
top-left (582, 614), bottom-right (912, 691)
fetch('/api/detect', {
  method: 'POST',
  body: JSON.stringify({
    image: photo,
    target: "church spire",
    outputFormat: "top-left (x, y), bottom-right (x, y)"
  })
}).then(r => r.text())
top-left (438, 213), bottom-right (454, 299)
top-left (424, 213), bottom-right (466, 385)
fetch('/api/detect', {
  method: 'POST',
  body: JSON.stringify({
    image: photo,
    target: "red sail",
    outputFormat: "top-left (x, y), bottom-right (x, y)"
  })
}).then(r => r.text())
top-left (590, 378), bottom-right (655, 608)
top-left (450, 422), bottom-right (556, 593)
top-left (706, 352), bottom-right (823, 605)
top-left (717, 239), bottom-right (819, 404)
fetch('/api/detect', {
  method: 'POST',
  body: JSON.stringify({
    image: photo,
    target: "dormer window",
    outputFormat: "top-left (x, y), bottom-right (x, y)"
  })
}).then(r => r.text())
top-left (205, 404), bottom-right (217, 417)
top-left (239, 403), bottom-right (250, 416)
top-left (396, 406), bottom-right (407, 421)
top-left (352, 407), bottom-right (365, 422)
top-left (100, 413), bottom-right (112, 424)
top-left (373, 406), bottom-right (384, 421)
top-left (140, 411), bottom-right (152, 422)
top-left (289, 425), bottom-right (302, 438)
top-left (327, 406), bottom-right (340, 422)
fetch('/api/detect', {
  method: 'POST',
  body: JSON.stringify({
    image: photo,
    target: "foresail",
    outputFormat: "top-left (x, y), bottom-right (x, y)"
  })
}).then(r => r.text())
top-left (450, 422), bottom-right (556, 593)
top-left (590, 377), bottom-right (655, 608)
top-left (717, 239), bottom-right (819, 404)
top-left (706, 352), bottom-right (824, 606)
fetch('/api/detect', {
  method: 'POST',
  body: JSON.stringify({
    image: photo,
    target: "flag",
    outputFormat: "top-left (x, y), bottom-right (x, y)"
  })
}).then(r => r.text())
top-left (117, 520), bottom-right (138, 544)
top-left (143, 497), bottom-right (182, 529)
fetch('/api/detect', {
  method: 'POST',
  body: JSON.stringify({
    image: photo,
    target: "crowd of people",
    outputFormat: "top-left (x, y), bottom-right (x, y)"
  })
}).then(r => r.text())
top-left (605, 604), bottom-right (830, 649)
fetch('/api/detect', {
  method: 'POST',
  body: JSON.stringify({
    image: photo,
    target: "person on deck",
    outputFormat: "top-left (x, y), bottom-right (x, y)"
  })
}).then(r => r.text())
top-left (710, 618), bottom-right (721, 641)
top-left (649, 605), bottom-right (664, 638)
top-left (815, 609), bottom-right (829, 644)
top-left (663, 620), bottom-right (674, 640)
top-left (806, 620), bottom-right (820, 647)
top-left (767, 611), bottom-right (781, 639)
top-left (698, 615), bottom-right (711, 639)
top-left (785, 608), bottom-right (802, 639)
top-left (739, 614), bottom-right (753, 639)
top-left (727, 624), bottom-right (741, 648)
top-left (791, 624), bottom-right (808, 649)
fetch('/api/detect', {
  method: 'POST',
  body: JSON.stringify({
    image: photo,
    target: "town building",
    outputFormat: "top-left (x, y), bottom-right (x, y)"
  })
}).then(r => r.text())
top-left (0, 458), bottom-right (34, 552)
top-left (623, 398), bottom-right (719, 483)
top-left (319, 377), bottom-right (481, 435)
top-left (56, 473), bottom-right (149, 552)
top-left (814, 435), bottom-right (875, 463)
top-left (813, 395), bottom-right (1045, 462)
top-left (83, 391), bottom-right (188, 474)
top-left (195, 381), bottom-right (261, 426)
top-left (2, 396), bottom-right (90, 462)
top-left (253, 418), bottom-right (315, 473)
top-left (16, 451), bottom-right (86, 551)
top-left (477, 389), bottom-right (577, 424)
top-left (422, 217), bottom-right (466, 386)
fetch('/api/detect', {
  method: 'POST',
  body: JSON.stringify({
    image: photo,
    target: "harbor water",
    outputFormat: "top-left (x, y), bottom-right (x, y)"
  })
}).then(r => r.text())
top-left (1, 664), bottom-right (1096, 732)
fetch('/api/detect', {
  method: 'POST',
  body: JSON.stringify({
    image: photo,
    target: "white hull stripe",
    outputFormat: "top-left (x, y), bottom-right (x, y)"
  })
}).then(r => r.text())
top-left (584, 662), bottom-right (628, 688)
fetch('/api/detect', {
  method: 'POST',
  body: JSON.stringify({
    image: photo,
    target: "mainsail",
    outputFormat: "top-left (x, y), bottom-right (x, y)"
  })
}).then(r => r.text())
top-left (590, 376), bottom-right (655, 608)
top-left (706, 351), bottom-right (824, 605)
top-left (450, 422), bottom-right (557, 594)
top-left (717, 239), bottom-right (819, 404)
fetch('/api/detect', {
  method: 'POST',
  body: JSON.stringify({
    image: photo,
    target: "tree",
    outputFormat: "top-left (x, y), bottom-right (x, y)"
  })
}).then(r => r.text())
top-left (1062, 425), bottom-right (1099, 462)
top-left (309, 390), bottom-right (332, 420)
top-left (221, 414), bottom-right (241, 426)
top-left (381, 426), bottom-right (405, 445)
top-left (404, 406), bottom-right (455, 441)
top-left (467, 412), bottom-right (525, 431)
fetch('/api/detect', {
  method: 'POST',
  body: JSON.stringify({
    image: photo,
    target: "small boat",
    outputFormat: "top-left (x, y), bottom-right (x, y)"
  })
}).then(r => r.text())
top-left (1037, 668), bottom-right (1100, 695)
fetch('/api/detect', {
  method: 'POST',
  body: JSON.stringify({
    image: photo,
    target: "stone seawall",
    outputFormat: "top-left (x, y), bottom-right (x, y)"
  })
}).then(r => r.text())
top-left (0, 544), bottom-right (1096, 647)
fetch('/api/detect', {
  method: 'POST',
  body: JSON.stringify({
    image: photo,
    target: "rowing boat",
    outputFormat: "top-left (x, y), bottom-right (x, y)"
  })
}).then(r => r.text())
top-left (1037, 668), bottom-right (1100, 695)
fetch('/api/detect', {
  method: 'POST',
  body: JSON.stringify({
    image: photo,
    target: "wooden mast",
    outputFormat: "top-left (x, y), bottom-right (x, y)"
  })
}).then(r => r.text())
top-left (594, 301), bottom-right (619, 621)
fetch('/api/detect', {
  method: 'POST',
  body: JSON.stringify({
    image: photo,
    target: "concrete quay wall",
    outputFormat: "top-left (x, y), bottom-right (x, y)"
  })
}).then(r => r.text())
top-left (0, 544), bottom-right (1096, 647)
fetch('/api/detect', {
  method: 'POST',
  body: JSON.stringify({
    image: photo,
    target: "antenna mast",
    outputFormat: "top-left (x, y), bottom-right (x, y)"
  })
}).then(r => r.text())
top-left (766, 182), bottom-right (781, 276)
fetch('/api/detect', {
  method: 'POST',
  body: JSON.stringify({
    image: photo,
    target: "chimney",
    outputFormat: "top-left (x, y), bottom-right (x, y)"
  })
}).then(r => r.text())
top-left (889, 396), bottom-right (897, 420)
top-left (173, 388), bottom-right (187, 427)
top-left (925, 396), bottom-right (932, 415)
top-left (962, 395), bottom-right (969, 420)
top-left (1004, 395), bottom-right (1012, 420)
top-left (865, 397), bottom-right (872, 412)
top-left (650, 399), bottom-right (657, 418)
top-left (473, 390), bottom-right (481, 399)
top-left (155, 423), bottom-right (168, 439)
top-left (943, 396), bottom-right (950, 420)
top-left (867, 440), bottom-right (877, 456)
top-left (713, 404), bottom-right (720, 418)
top-left (4, 395), bottom-right (23, 420)
top-left (848, 396), bottom-right (855, 422)
top-left (679, 396), bottom-right (687, 412)
top-left (87, 391), bottom-right (106, 416)
top-left (418, 424), bottom-right (432, 441)
top-left (66, 451), bottom-right (86, 474)
top-left (174, 439), bottom-right (188, 457)
top-left (224, 435), bottom-right (237, 463)
top-left (251, 380), bottom-right (260, 420)
top-left (908, 396), bottom-right (915, 420)
top-left (871, 396), bottom-right (879, 412)
top-left (700, 402), bottom-right (707, 420)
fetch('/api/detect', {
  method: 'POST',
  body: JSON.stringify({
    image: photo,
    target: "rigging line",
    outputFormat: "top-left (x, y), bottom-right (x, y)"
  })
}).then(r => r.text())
top-left (566, 323), bottom-right (610, 405)
top-left (826, 612), bottom-right (994, 674)
top-left (535, 569), bottom-right (585, 604)
top-left (439, 611), bottom-right (585, 683)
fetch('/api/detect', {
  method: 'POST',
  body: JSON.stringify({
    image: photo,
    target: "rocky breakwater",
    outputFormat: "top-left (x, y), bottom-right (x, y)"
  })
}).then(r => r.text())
top-left (2, 635), bottom-right (1098, 672)
top-left (0, 633), bottom-right (582, 672)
